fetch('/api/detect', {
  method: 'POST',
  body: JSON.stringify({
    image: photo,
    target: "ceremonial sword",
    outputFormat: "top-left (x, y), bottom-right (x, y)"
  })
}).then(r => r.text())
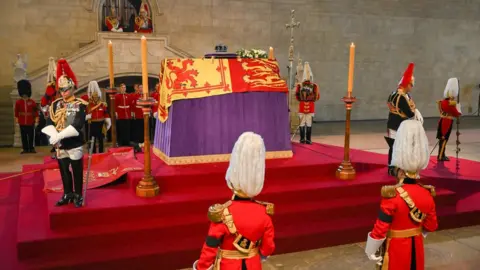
top-left (455, 79), bottom-right (461, 176)
top-left (82, 136), bottom-right (95, 207)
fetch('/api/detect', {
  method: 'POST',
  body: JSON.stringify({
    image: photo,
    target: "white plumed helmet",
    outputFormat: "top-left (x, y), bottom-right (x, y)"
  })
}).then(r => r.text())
top-left (225, 132), bottom-right (266, 198)
top-left (391, 120), bottom-right (430, 176)
top-left (302, 62), bottom-right (313, 82)
top-left (443, 78), bottom-right (459, 99)
top-left (87, 81), bottom-right (102, 99)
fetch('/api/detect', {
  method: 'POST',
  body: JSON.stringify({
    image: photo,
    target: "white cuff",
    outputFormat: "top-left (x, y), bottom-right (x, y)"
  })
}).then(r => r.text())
top-left (57, 125), bottom-right (79, 140)
top-left (85, 114), bottom-right (92, 121)
top-left (456, 103), bottom-right (462, 114)
top-left (365, 232), bottom-right (385, 257)
top-left (105, 118), bottom-right (112, 130)
top-left (414, 109), bottom-right (424, 125)
top-left (42, 125), bottom-right (58, 137)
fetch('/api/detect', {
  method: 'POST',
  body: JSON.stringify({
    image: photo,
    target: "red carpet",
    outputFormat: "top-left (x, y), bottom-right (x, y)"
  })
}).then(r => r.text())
top-left (1, 143), bottom-right (480, 270)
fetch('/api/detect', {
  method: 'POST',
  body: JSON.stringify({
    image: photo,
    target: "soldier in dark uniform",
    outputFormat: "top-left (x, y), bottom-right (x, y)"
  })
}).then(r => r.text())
top-left (366, 120), bottom-right (437, 270)
top-left (385, 63), bottom-right (424, 176)
top-left (436, 78), bottom-right (462, 161)
top-left (41, 59), bottom-right (88, 208)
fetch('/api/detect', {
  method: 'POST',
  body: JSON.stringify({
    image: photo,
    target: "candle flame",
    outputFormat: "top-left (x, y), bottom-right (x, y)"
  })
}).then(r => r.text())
top-left (141, 35), bottom-right (146, 40)
top-left (351, 42), bottom-right (355, 47)
top-left (108, 40), bottom-right (112, 44)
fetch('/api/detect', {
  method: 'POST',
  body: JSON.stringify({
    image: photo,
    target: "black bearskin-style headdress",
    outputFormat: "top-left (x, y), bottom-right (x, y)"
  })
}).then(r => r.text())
top-left (17, 80), bottom-right (32, 98)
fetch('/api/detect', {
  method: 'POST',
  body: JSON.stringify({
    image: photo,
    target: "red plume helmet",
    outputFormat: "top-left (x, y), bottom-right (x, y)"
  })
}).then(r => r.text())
top-left (398, 63), bottom-right (415, 89)
top-left (56, 58), bottom-right (78, 91)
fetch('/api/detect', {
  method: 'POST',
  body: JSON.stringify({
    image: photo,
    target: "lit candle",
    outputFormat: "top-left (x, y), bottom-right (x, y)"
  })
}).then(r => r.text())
top-left (141, 36), bottom-right (149, 98)
top-left (108, 40), bottom-right (114, 88)
top-left (347, 42), bottom-right (355, 95)
top-left (268, 46), bottom-right (274, 60)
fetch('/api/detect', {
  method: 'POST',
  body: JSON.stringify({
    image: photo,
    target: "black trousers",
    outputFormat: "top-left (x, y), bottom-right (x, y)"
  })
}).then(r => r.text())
top-left (20, 125), bottom-right (35, 151)
top-left (117, 119), bottom-right (131, 146)
top-left (149, 117), bottom-right (156, 141)
top-left (132, 119), bottom-right (144, 144)
top-left (57, 157), bottom-right (84, 196)
top-left (436, 119), bottom-right (453, 159)
top-left (89, 121), bottom-right (105, 153)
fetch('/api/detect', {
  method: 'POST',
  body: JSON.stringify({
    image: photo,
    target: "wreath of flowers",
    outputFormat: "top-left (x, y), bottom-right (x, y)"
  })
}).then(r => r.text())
top-left (236, 48), bottom-right (268, 59)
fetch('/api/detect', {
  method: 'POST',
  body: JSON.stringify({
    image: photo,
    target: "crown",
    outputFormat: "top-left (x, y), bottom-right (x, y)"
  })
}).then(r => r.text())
top-left (215, 44), bottom-right (228, 53)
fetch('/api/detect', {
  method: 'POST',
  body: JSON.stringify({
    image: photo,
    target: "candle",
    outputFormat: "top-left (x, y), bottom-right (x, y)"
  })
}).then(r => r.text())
top-left (268, 47), bottom-right (274, 60)
top-left (108, 40), bottom-right (114, 88)
top-left (347, 42), bottom-right (355, 95)
top-left (141, 36), bottom-right (149, 98)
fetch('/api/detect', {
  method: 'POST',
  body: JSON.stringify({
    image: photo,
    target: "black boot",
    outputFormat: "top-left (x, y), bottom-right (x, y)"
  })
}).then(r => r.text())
top-left (306, 127), bottom-right (312, 144)
top-left (57, 158), bottom-right (74, 206)
top-left (71, 159), bottom-right (84, 208)
top-left (384, 137), bottom-right (395, 175)
top-left (299, 127), bottom-right (306, 144)
top-left (56, 193), bottom-right (74, 206)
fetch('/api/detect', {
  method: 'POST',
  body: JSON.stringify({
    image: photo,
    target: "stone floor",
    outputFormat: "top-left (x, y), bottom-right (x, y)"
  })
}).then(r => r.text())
top-left (3, 117), bottom-right (480, 269)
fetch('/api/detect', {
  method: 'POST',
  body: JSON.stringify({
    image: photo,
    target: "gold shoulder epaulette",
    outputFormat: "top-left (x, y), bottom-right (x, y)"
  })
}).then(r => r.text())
top-left (448, 100), bottom-right (457, 106)
top-left (255, 200), bottom-right (275, 216)
top-left (381, 185), bottom-right (398, 198)
top-left (419, 184), bottom-right (436, 197)
top-left (75, 98), bottom-right (89, 106)
top-left (207, 201), bottom-right (232, 223)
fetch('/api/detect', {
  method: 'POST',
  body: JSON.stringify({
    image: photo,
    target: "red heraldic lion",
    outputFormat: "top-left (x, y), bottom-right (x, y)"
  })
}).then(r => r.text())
top-left (194, 132), bottom-right (275, 270)
top-left (366, 120), bottom-right (438, 270)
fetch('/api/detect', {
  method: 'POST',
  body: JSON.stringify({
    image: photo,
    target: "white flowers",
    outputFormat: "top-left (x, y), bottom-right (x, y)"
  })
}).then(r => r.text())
top-left (236, 48), bottom-right (268, 59)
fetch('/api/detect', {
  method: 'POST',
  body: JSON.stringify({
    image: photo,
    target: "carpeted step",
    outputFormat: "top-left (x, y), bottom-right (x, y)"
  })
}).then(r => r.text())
top-left (17, 188), bottom-right (457, 263)
top-left (46, 170), bottom-right (392, 230)
top-left (18, 203), bottom-right (479, 270)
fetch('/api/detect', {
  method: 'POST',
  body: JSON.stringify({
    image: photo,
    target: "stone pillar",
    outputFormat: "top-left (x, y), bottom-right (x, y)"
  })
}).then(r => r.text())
top-left (10, 89), bottom-right (21, 147)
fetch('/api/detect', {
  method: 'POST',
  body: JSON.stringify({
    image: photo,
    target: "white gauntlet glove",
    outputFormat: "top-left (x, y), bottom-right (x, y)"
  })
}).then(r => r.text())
top-left (456, 103), bottom-right (462, 114)
top-left (85, 114), bottom-right (92, 121)
top-left (414, 109), bottom-right (424, 125)
top-left (105, 118), bottom-right (112, 131)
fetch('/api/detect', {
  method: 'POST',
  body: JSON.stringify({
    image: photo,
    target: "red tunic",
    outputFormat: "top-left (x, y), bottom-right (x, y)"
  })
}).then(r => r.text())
top-left (87, 101), bottom-right (109, 121)
top-left (115, 93), bottom-right (132, 120)
top-left (196, 199), bottom-right (275, 270)
top-left (437, 99), bottom-right (461, 138)
top-left (370, 181), bottom-right (437, 270)
top-left (134, 17), bottom-right (153, 33)
top-left (150, 91), bottom-right (159, 113)
top-left (80, 94), bottom-right (89, 103)
top-left (40, 84), bottom-right (59, 118)
top-left (130, 93), bottom-right (143, 119)
top-left (295, 82), bottom-right (319, 113)
top-left (15, 98), bottom-right (39, 126)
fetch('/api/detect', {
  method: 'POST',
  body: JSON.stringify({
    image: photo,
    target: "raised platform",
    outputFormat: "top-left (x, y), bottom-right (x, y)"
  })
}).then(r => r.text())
top-left (2, 143), bottom-right (480, 269)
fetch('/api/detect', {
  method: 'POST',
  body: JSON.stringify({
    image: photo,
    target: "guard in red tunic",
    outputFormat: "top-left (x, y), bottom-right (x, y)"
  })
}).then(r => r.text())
top-left (295, 62), bottom-right (320, 144)
top-left (436, 78), bottom-right (462, 161)
top-left (193, 132), bottom-right (275, 270)
top-left (15, 80), bottom-right (39, 154)
top-left (85, 81), bottom-right (111, 153)
top-left (114, 83), bottom-right (132, 146)
top-left (134, 1), bottom-right (153, 33)
top-left (130, 84), bottom-right (144, 144)
top-left (385, 63), bottom-right (424, 176)
top-left (365, 120), bottom-right (438, 270)
top-left (40, 57), bottom-right (59, 158)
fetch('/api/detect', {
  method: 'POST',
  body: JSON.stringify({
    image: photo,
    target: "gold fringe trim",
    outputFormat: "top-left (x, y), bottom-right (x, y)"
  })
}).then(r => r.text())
top-left (153, 147), bottom-right (293, 165)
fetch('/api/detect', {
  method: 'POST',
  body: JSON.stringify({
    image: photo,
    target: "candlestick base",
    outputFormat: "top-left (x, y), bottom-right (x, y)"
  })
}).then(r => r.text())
top-left (336, 161), bottom-right (356, 180)
top-left (136, 175), bottom-right (160, 197)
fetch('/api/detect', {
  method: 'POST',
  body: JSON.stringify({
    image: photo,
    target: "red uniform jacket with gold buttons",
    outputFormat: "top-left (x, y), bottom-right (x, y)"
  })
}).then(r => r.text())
top-left (370, 178), bottom-right (438, 270)
top-left (115, 93), bottom-right (132, 120)
top-left (130, 93), bottom-right (143, 119)
top-left (87, 101), bottom-right (109, 121)
top-left (437, 99), bottom-right (461, 138)
top-left (150, 91), bottom-right (159, 113)
top-left (295, 81), bottom-right (320, 113)
top-left (15, 98), bottom-right (39, 126)
top-left (196, 197), bottom-right (275, 270)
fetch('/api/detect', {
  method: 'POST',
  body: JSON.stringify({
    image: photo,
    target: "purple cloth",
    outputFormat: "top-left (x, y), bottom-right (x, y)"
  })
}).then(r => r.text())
top-left (154, 92), bottom-right (291, 157)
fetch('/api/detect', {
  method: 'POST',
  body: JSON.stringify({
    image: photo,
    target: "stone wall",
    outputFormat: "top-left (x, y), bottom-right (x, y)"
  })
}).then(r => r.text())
top-left (2, 0), bottom-right (480, 122)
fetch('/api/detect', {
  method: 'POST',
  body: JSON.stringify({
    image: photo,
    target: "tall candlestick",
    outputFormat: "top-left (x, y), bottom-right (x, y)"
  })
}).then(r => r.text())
top-left (141, 36), bottom-right (149, 99)
top-left (108, 40), bottom-right (114, 88)
top-left (347, 42), bottom-right (355, 95)
top-left (268, 47), bottom-right (274, 60)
